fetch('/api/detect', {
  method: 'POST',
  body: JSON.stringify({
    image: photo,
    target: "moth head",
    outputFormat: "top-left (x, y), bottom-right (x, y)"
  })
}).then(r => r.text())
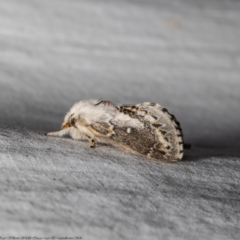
top-left (61, 113), bottom-right (76, 129)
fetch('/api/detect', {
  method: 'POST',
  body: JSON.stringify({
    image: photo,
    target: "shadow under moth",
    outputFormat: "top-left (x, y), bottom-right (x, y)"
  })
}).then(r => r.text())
top-left (46, 99), bottom-right (190, 162)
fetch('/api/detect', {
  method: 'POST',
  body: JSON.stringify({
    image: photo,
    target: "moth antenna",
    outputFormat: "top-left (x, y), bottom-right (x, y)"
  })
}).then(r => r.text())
top-left (94, 99), bottom-right (103, 106)
top-left (95, 100), bottom-right (116, 106)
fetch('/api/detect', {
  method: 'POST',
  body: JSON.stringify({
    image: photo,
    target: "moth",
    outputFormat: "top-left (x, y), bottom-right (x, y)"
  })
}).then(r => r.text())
top-left (46, 99), bottom-right (190, 162)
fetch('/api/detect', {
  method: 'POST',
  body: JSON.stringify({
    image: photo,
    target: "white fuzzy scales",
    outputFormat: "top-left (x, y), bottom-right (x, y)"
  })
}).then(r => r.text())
top-left (46, 99), bottom-right (187, 162)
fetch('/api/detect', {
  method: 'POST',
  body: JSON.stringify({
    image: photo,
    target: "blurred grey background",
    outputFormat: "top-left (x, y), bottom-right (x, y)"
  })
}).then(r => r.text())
top-left (0, 0), bottom-right (240, 239)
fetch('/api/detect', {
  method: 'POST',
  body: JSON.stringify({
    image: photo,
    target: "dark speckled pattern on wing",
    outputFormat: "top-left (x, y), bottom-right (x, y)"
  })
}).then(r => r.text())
top-left (111, 125), bottom-right (157, 156)
top-left (117, 102), bottom-right (184, 161)
top-left (88, 102), bottom-right (185, 161)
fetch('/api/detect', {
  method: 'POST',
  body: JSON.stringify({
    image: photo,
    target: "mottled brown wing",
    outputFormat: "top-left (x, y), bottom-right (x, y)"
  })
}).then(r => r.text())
top-left (109, 125), bottom-right (158, 156)
top-left (117, 102), bottom-right (184, 161)
top-left (89, 120), bottom-right (162, 159)
top-left (88, 102), bottom-right (184, 161)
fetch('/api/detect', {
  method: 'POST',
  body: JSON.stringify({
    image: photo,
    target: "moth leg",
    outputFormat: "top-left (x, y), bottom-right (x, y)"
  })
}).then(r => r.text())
top-left (86, 135), bottom-right (97, 148)
top-left (73, 121), bottom-right (97, 148)
top-left (45, 127), bottom-right (71, 137)
top-left (104, 127), bottom-right (116, 137)
top-left (89, 122), bottom-right (116, 138)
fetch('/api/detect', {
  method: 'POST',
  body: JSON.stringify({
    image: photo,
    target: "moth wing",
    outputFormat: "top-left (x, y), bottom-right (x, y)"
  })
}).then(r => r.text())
top-left (89, 119), bottom-right (161, 159)
top-left (117, 102), bottom-right (184, 161)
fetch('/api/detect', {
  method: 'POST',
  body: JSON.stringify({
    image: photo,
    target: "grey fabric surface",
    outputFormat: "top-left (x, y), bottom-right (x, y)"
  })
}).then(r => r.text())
top-left (0, 0), bottom-right (240, 239)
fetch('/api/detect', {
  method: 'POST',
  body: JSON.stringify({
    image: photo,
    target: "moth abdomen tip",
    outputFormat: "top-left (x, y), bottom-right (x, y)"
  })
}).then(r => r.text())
top-left (184, 143), bottom-right (191, 149)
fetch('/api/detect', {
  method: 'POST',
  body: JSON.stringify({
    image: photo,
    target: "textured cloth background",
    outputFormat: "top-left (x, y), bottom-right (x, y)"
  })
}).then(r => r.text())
top-left (0, 0), bottom-right (240, 239)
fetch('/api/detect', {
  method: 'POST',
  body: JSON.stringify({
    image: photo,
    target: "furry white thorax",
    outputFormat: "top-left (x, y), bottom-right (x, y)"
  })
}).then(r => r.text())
top-left (64, 99), bottom-right (116, 126)
top-left (63, 99), bottom-right (143, 129)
